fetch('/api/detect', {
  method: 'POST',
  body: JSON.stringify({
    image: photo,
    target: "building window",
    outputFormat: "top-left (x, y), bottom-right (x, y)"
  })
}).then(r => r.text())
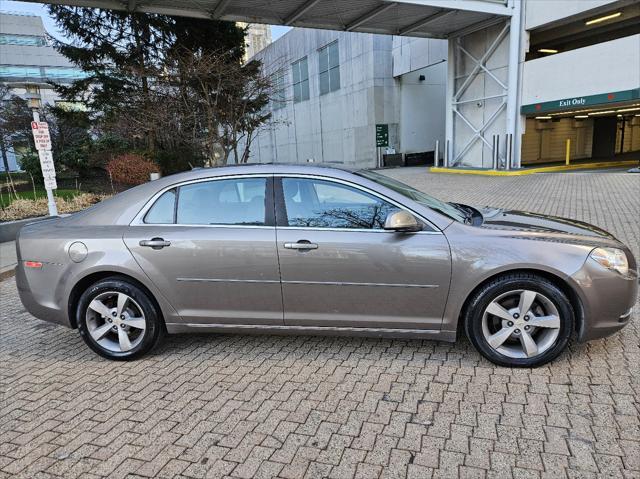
top-left (0, 65), bottom-right (42, 79)
top-left (43, 66), bottom-right (89, 80)
top-left (318, 41), bottom-right (340, 95)
top-left (292, 57), bottom-right (309, 103)
top-left (272, 70), bottom-right (286, 110)
top-left (0, 65), bottom-right (88, 81)
top-left (0, 34), bottom-right (46, 46)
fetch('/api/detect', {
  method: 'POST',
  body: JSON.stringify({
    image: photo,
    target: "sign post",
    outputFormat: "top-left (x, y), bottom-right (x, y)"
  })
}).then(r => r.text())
top-left (31, 113), bottom-right (58, 216)
top-left (375, 124), bottom-right (389, 168)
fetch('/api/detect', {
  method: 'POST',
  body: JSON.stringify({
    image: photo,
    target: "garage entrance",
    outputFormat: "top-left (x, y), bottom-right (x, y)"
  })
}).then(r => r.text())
top-left (520, 88), bottom-right (640, 166)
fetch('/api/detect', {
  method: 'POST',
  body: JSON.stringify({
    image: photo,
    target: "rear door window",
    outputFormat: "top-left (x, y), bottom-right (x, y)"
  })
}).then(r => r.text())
top-left (176, 178), bottom-right (267, 226)
top-left (144, 189), bottom-right (176, 224)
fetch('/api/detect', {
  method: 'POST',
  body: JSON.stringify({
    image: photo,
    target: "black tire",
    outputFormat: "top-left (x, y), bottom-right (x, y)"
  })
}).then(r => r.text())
top-left (76, 277), bottom-right (164, 360)
top-left (464, 273), bottom-right (574, 368)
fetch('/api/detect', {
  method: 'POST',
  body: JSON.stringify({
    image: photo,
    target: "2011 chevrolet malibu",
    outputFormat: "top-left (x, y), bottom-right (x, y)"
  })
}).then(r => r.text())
top-left (15, 164), bottom-right (637, 367)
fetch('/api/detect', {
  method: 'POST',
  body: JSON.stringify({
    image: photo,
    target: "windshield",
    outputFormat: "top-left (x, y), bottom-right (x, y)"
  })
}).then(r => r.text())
top-left (355, 170), bottom-right (467, 223)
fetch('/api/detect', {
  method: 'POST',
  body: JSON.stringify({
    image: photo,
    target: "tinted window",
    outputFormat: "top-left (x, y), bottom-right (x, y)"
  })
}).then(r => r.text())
top-left (144, 189), bottom-right (176, 224)
top-left (355, 170), bottom-right (466, 223)
top-left (176, 178), bottom-right (266, 225)
top-left (282, 178), bottom-right (398, 229)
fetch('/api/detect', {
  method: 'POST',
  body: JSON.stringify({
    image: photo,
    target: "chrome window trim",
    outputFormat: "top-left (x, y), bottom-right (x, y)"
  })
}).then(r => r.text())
top-left (275, 173), bottom-right (442, 234)
top-left (130, 223), bottom-right (276, 229)
top-left (130, 174), bottom-right (272, 226)
top-left (131, 171), bottom-right (443, 235)
top-left (278, 226), bottom-right (441, 235)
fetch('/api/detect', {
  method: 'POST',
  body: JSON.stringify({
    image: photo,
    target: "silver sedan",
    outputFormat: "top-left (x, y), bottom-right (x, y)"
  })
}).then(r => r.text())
top-left (15, 165), bottom-right (637, 367)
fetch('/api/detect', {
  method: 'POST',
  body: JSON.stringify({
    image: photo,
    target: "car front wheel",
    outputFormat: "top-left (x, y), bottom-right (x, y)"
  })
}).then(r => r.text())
top-left (464, 273), bottom-right (574, 367)
top-left (76, 277), bottom-right (164, 360)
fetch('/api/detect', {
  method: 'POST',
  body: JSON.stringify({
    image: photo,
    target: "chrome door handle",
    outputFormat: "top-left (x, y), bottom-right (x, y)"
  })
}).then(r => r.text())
top-left (139, 238), bottom-right (171, 249)
top-left (284, 241), bottom-right (318, 250)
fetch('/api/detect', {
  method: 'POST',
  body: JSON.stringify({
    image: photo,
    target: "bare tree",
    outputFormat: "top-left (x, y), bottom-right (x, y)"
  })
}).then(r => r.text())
top-left (115, 47), bottom-right (276, 166)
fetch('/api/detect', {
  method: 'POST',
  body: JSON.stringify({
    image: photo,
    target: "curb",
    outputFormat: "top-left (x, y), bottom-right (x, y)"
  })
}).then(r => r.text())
top-left (0, 268), bottom-right (15, 282)
top-left (429, 160), bottom-right (638, 176)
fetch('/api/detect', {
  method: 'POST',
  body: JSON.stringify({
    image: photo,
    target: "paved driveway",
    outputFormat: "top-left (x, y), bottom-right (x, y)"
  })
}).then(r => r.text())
top-left (1, 169), bottom-right (639, 478)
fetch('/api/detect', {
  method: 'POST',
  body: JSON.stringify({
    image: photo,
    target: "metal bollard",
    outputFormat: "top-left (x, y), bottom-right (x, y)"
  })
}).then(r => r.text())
top-left (491, 135), bottom-right (497, 170)
top-left (505, 134), bottom-right (513, 170)
top-left (444, 140), bottom-right (449, 168)
top-left (434, 140), bottom-right (440, 168)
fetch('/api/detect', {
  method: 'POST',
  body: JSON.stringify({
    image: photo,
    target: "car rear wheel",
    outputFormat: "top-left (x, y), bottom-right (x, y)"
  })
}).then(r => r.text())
top-left (464, 273), bottom-right (574, 367)
top-left (76, 277), bottom-right (163, 360)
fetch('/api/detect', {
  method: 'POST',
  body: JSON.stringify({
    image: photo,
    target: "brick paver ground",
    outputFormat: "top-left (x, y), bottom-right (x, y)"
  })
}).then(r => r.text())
top-left (1, 169), bottom-right (639, 479)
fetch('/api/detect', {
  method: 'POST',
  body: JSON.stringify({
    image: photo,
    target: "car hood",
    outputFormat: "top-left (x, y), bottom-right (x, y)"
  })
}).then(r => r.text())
top-left (478, 207), bottom-right (616, 240)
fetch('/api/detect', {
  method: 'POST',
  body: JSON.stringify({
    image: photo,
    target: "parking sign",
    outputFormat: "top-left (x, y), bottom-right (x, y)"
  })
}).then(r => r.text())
top-left (31, 121), bottom-right (52, 151)
top-left (38, 150), bottom-right (57, 178)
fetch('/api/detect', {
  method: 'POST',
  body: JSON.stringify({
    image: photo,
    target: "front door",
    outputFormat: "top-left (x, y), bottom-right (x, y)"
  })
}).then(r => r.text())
top-left (124, 176), bottom-right (283, 325)
top-left (275, 176), bottom-right (451, 330)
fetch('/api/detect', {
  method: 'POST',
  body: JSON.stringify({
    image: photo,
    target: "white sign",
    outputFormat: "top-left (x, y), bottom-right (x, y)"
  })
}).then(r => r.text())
top-left (43, 176), bottom-right (58, 190)
top-left (31, 121), bottom-right (52, 151)
top-left (38, 150), bottom-right (56, 177)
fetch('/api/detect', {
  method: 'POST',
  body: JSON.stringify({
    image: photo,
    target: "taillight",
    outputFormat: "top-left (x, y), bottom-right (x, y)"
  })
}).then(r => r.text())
top-left (24, 261), bottom-right (43, 269)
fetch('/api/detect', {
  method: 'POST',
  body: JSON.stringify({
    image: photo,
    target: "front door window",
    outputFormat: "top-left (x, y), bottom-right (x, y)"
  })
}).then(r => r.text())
top-left (281, 178), bottom-right (399, 229)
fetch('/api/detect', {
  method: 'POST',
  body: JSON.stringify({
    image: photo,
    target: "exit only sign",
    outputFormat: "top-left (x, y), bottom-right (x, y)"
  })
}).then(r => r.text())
top-left (521, 88), bottom-right (639, 115)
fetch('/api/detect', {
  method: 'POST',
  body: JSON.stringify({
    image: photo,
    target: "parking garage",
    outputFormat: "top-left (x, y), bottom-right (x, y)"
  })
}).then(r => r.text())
top-left (520, 88), bottom-right (640, 165)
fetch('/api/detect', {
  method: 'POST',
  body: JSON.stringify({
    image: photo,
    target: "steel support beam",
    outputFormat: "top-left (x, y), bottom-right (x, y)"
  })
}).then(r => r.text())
top-left (284, 0), bottom-right (323, 26)
top-left (453, 101), bottom-right (506, 163)
top-left (505, 0), bottom-right (523, 168)
top-left (389, 0), bottom-right (512, 17)
top-left (346, 2), bottom-right (398, 31)
top-left (42, 0), bottom-right (215, 18)
top-left (445, 39), bottom-right (455, 168)
top-left (212, 0), bottom-right (232, 18)
top-left (448, 16), bottom-right (507, 38)
top-left (455, 24), bottom-right (509, 100)
top-left (399, 10), bottom-right (455, 36)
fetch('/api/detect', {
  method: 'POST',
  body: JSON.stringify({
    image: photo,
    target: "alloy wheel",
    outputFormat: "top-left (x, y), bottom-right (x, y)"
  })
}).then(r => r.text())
top-left (481, 289), bottom-right (561, 359)
top-left (85, 291), bottom-right (147, 353)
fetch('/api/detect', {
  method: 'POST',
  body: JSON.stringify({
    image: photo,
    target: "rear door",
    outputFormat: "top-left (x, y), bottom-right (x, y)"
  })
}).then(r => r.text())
top-left (124, 175), bottom-right (283, 325)
top-left (275, 176), bottom-right (451, 330)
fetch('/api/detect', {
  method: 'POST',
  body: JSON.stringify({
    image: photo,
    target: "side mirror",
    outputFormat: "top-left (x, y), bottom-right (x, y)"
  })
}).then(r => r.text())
top-left (384, 210), bottom-right (422, 232)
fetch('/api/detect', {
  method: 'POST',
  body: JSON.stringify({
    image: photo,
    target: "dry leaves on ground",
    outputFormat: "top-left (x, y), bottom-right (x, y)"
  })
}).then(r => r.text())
top-left (0, 193), bottom-right (110, 222)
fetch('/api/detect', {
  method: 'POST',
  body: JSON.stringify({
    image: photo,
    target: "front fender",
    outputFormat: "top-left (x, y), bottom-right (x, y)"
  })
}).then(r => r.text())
top-left (441, 225), bottom-right (593, 333)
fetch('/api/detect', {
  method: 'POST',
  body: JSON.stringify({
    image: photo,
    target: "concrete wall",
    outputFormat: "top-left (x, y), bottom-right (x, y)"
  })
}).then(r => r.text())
top-left (392, 36), bottom-right (447, 77)
top-left (391, 36), bottom-right (447, 156)
top-left (247, 28), bottom-right (447, 168)
top-left (524, 0), bottom-right (621, 29)
top-left (522, 34), bottom-right (640, 105)
top-left (398, 62), bottom-right (446, 155)
top-left (248, 28), bottom-right (399, 168)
